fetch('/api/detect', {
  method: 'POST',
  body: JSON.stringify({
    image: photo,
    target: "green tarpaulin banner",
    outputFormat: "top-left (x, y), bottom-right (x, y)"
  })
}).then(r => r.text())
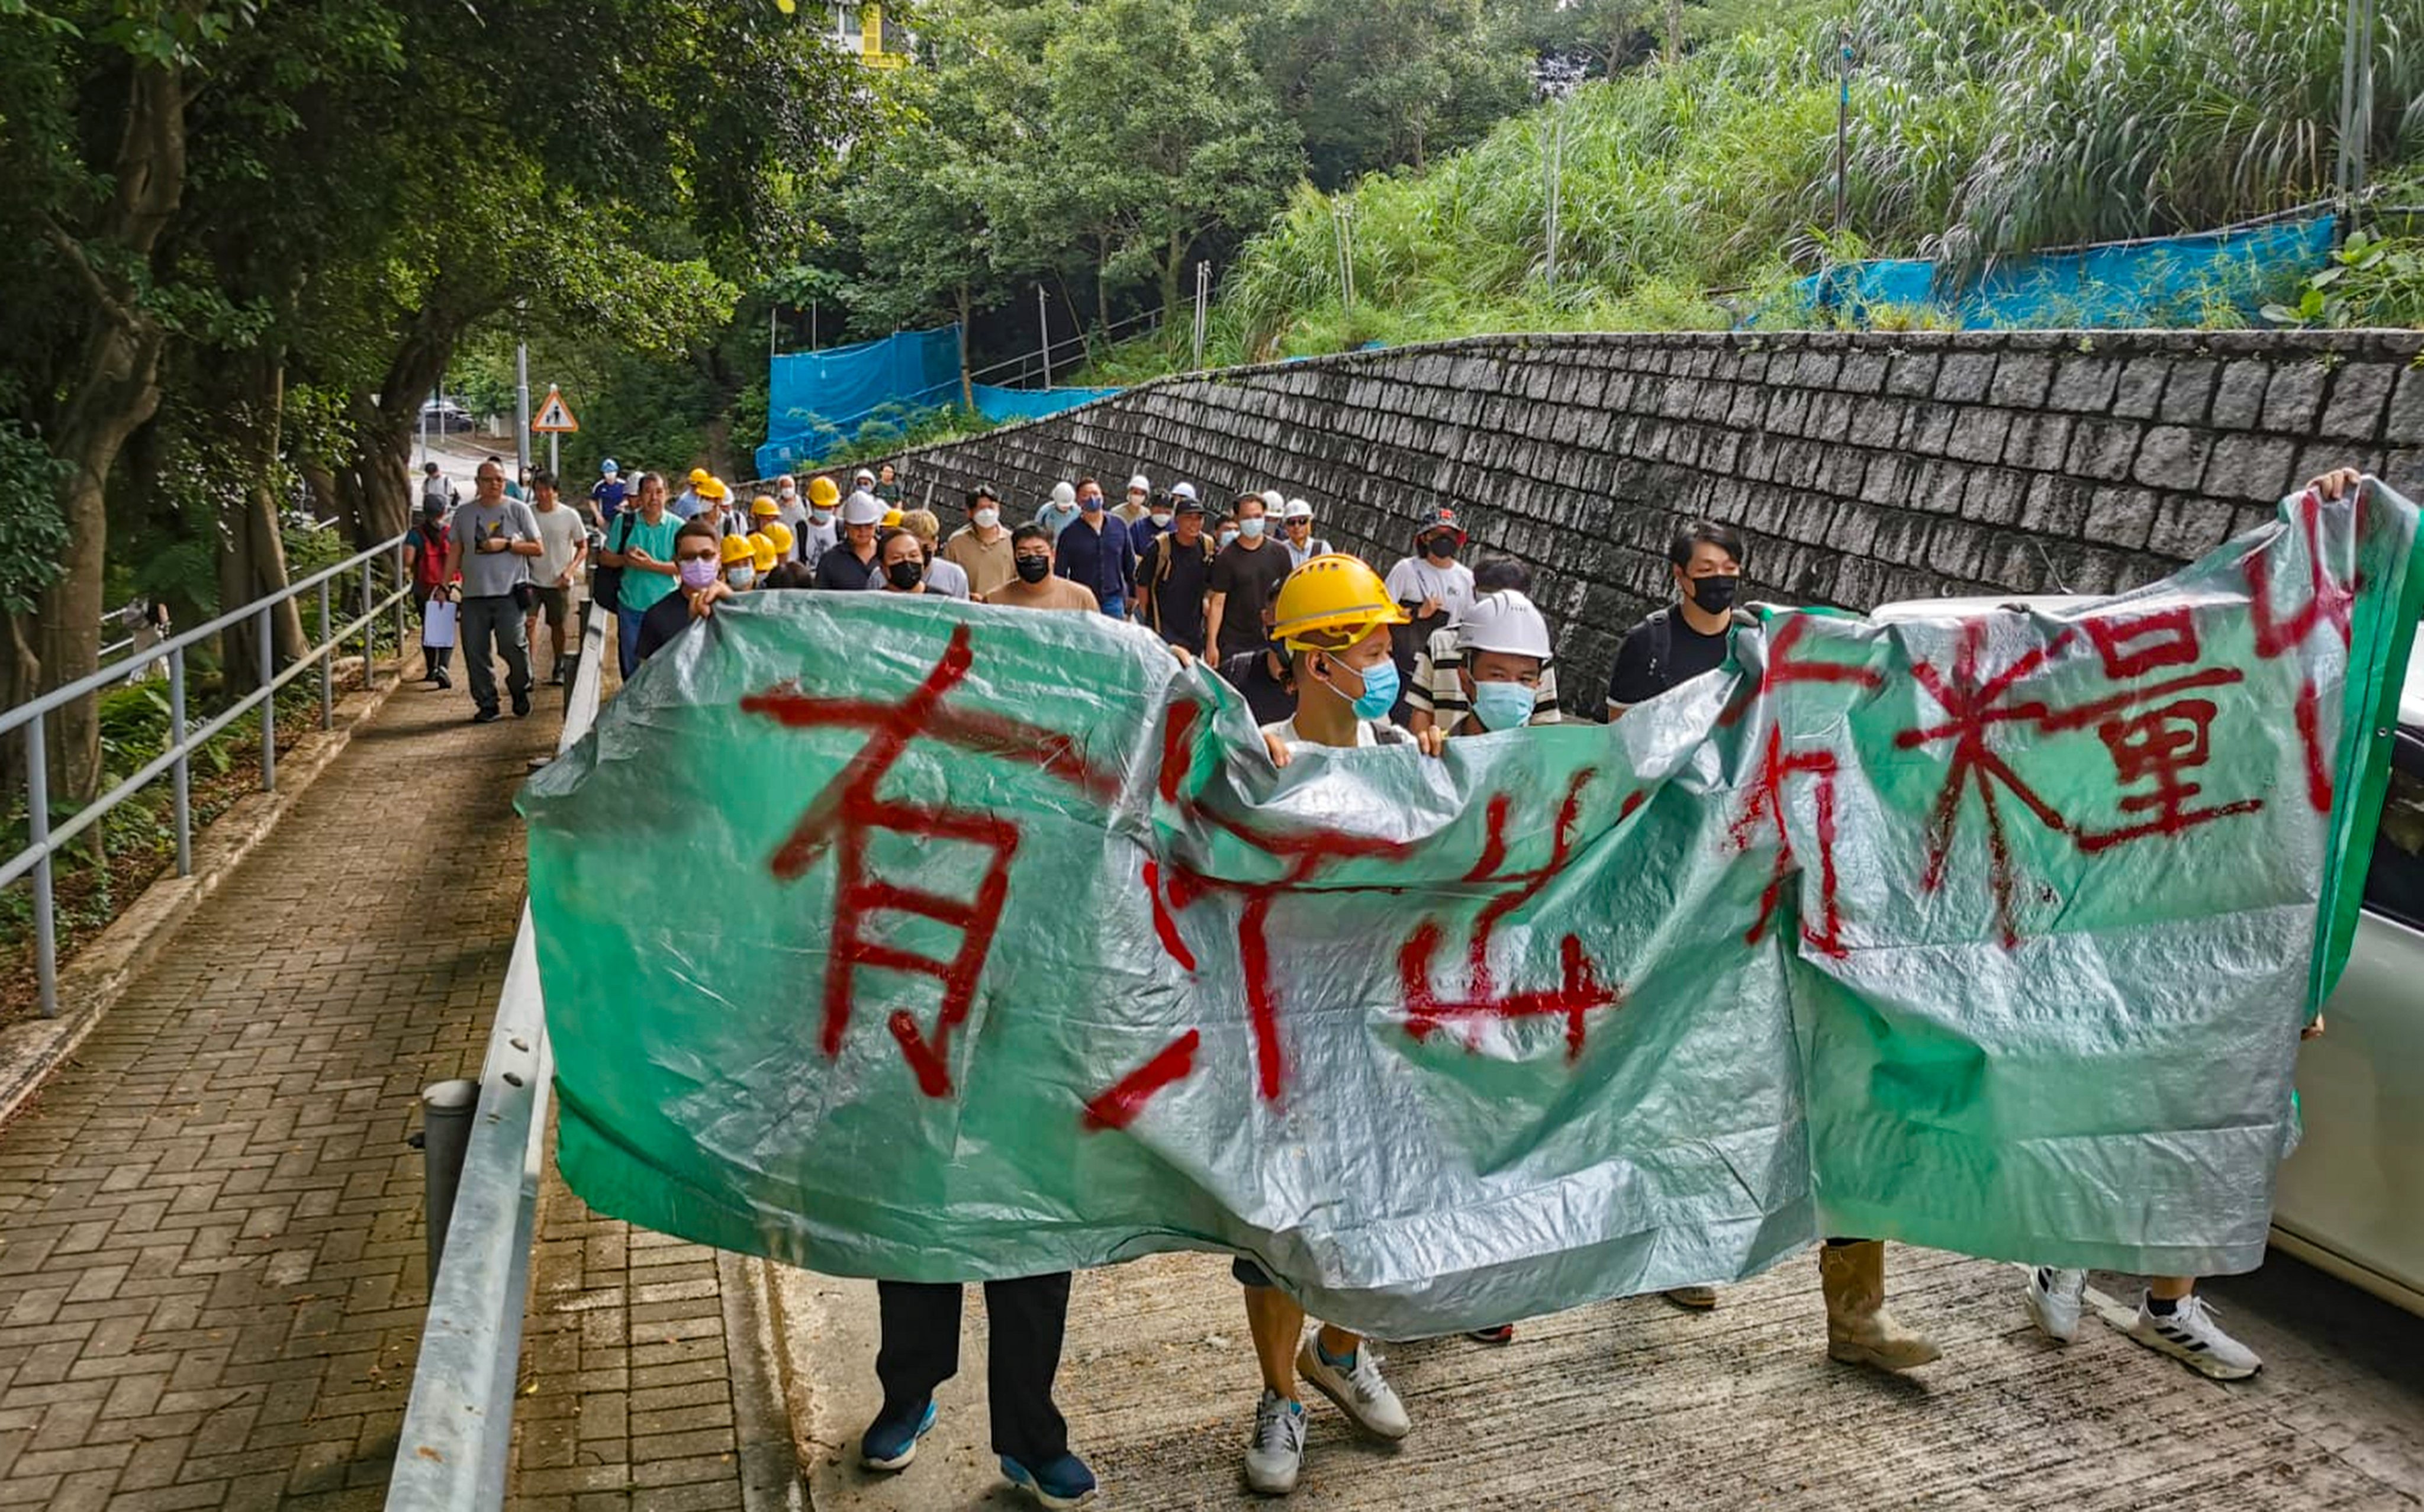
top-left (523, 483), bottom-right (2421, 1338)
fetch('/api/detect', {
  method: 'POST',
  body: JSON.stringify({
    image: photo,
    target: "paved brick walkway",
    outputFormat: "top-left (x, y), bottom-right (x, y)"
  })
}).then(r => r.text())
top-left (0, 665), bottom-right (600, 1510)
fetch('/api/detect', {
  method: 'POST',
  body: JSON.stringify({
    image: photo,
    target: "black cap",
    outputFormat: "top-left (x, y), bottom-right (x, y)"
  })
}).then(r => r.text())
top-left (1173, 494), bottom-right (1206, 515)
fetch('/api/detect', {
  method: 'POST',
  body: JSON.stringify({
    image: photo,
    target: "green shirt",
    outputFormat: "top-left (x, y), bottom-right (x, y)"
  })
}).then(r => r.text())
top-left (612, 513), bottom-right (683, 611)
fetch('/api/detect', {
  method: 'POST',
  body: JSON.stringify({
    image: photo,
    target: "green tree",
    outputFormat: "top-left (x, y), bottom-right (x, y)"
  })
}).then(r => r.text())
top-left (1007, 0), bottom-right (1304, 328)
top-left (1251, 0), bottom-right (1533, 189)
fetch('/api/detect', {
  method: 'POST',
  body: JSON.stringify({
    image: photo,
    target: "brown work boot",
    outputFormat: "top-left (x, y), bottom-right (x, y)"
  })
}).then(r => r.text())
top-left (1818, 1240), bottom-right (1940, 1371)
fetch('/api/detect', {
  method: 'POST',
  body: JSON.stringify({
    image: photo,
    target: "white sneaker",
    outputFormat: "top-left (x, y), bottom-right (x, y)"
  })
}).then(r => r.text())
top-left (2125, 1293), bottom-right (2261, 1380)
top-left (1296, 1337), bottom-right (1411, 1440)
top-left (1244, 1389), bottom-right (1306, 1495)
top-left (2024, 1266), bottom-right (2087, 1343)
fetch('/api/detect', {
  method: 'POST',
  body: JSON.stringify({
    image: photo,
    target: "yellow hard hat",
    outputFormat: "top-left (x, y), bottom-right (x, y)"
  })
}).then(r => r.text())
top-left (751, 494), bottom-right (780, 517)
top-left (698, 478), bottom-right (729, 502)
top-left (1271, 554), bottom-right (1409, 651)
top-left (762, 521), bottom-right (794, 555)
top-left (807, 476), bottom-right (840, 509)
top-left (748, 531), bottom-right (778, 574)
top-left (688, 468), bottom-right (711, 485)
top-left (719, 533), bottom-right (754, 566)
top-left (881, 507), bottom-right (903, 528)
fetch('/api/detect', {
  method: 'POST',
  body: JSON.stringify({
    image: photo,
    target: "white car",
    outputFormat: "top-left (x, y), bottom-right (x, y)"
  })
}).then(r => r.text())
top-left (2272, 628), bottom-right (2424, 1314)
top-left (1866, 597), bottom-right (2424, 1316)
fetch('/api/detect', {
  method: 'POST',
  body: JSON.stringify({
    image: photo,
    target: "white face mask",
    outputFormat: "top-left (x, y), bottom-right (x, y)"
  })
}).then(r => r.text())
top-left (1150, 511), bottom-right (1173, 528)
top-left (779, 489), bottom-right (797, 502)
top-left (972, 507), bottom-right (1000, 530)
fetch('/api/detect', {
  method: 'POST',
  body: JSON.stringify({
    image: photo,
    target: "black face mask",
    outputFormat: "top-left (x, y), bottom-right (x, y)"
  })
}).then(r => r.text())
top-left (1690, 574), bottom-right (1740, 614)
top-left (1425, 537), bottom-right (1458, 561)
top-left (886, 559), bottom-right (925, 589)
top-left (1015, 554), bottom-right (1051, 583)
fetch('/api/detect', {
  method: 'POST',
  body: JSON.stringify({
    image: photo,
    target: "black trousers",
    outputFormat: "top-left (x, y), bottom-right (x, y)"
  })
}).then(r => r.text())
top-left (875, 1274), bottom-right (1071, 1464)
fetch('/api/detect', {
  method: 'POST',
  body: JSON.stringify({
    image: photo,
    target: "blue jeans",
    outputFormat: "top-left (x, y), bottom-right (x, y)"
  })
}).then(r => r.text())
top-left (617, 604), bottom-right (647, 678)
top-left (1099, 592), bottom-right (1126, 618)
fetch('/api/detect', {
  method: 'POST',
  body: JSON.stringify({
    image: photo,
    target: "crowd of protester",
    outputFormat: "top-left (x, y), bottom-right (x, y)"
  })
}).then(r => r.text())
top-left (414, 447), bottom-right (2357, 1508)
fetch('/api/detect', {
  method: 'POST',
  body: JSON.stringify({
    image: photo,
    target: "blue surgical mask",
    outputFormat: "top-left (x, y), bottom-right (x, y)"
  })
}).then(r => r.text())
top-left (1240, 517), bottom-right (1267, 540)
top-left (1217, 529), bottom-right (1239, 549)
top-left (1470, 679), bottom-right (1537, 731)
top-left (1334, 657), bottom-right (1399, 721)
top-left (726, 567), bottom-right (756, 590)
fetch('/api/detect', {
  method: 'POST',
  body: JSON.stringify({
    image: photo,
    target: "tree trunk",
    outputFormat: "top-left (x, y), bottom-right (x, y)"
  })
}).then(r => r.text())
top-left (1159, 229), bottom-right (1184, 328)
top-left (957, 283), bottom-right (974, 410)
top-left (1097, 257), bottom-right (1112, 343)
top-left (217, 350), bottom-right (307, 692)
top-left (345, 317), bottom-right (457, 548)
top-left (31, 56), bottom-right (189, 802)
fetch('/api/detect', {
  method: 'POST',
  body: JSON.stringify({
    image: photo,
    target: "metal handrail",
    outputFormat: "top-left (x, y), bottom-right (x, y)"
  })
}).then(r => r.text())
top-left (385, 599), bottom-right (607, 1512)
top-left (2, 529), bottom-right (413, 1017)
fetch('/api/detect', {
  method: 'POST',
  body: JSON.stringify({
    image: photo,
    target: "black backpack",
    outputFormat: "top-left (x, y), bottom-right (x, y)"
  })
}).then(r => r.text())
top-left (1633, 605), bottom-right (1757, 692)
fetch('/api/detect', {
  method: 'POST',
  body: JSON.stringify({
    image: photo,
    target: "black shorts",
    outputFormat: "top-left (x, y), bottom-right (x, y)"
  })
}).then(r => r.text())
top-left (1232, 1257), bottom-right (1272, 1288)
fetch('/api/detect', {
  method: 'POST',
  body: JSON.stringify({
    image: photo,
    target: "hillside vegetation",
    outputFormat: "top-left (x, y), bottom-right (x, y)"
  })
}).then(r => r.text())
top-left (1077, 0), bottom-right (2424, 377)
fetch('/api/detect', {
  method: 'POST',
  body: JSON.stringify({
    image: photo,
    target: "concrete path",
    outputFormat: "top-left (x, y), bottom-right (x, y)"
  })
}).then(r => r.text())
top-left (780, 1244), bottom-right (2424, 1510)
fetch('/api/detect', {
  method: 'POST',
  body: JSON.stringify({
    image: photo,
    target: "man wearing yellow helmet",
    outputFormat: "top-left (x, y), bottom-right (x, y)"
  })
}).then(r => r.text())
top-left (718, 532), bottom-right (758, 591)
top-left (802, 475), bottom-right (842, 569)
top-left (1230, 554), bottom-right (1442, 1500)
top-left (671, 466), bottom-right (710, 521)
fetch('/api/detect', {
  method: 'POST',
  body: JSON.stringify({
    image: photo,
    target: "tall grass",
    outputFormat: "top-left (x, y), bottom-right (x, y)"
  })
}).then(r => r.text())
top-left (1207, 0), bottom-right (2422, 359)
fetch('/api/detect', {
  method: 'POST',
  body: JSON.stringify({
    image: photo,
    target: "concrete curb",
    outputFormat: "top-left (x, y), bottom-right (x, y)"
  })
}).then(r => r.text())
top-left (725, 1253), bottom-right (811, 1511)
top-left (0, 658), bottom-right (410, 1130)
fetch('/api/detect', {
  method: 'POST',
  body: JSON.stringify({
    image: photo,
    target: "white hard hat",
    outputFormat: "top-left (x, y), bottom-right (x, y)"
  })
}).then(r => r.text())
top-left (1128, 473), bottom-right (1151, 494)
top-left (1459, 591), bottom-right (1553, 660)
top-left (1260, 488), bottom-right (1286, 512)
top-left (854, 468), bottom-right (876, 483)
top-left (1169, 481), bottom-right (1199, 502)
top-left (1050, 481), bottom-right (1077, 507)
top-left (841, 490), bottom-right (885, 526)
top-left (1282, 497), bottom-right (1314, 521)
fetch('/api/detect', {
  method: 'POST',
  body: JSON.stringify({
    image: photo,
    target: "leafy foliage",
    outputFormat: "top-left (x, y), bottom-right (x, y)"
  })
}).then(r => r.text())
top-left (0, 421), bottom-right (70, 617)
top-left (1197, 0), bottom-right (2422, 359)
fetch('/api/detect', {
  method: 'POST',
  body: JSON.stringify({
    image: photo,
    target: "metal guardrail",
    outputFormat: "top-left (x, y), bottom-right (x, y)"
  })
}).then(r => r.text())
top-left (1, 532), bottom-right (413, 1017)
top-left (385, 598), bottom-right (608, 1511)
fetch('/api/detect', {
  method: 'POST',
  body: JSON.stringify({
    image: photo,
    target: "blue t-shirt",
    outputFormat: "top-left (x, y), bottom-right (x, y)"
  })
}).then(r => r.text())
top-left (590, 478), bottom-right (628, 518)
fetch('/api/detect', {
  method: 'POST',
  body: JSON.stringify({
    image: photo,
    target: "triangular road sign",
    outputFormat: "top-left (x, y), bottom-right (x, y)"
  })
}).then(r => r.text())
top-left (532, 386), bottom-right (580, 433)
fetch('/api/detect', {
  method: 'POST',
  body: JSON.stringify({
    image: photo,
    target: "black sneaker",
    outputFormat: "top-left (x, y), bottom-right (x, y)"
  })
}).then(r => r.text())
top-left (434, 671), bottom-right (452, 689)
top-left (511, 693), bottom-right (532, 717)
top-left (472, 707), bottom-right (500, 724)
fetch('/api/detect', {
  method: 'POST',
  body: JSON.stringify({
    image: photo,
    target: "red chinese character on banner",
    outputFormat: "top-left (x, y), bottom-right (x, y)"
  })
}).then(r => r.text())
top-left (1398, 772), bottom-right (1624, 1062)
top-left (742, 626), bottom-right (1119, 1097)
top-left (1727, 724), bottom-right (1850, 958)
top-left (1895, 612), bottom-right (2256, 949)
top-left (2243, 488), bottom-right (2355, 813)
top-left (2074, 699), bottom-right (2263, 853)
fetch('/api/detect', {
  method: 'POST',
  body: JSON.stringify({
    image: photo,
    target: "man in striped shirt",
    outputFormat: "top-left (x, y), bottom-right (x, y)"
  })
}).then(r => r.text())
top-left (1403, 557), bottom-right (1564, 735)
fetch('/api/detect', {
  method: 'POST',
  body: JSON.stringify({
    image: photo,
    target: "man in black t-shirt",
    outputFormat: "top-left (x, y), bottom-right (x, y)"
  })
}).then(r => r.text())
top-left (1605, 518), bottom-right (1750, 720)
top-left (1136, 490), bottom-right (1215, 653)
top-left (1205, 495), bottom-right (1296, 660)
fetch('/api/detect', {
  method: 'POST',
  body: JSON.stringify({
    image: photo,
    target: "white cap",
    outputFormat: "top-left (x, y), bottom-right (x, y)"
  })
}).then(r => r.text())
top-left (1050, 481), bottom-right (1077, 507)
top-left (841, 490), bottom-right (885, 526)
top-left (1459, 591), bottom-right (1553, 660)
top-left (1282, 497), bottom-right (1314, 520)
top-left (1260, 488), bottom-right (1286, 512)
top-left (1169, 481), bottom-right (1199, 502)
top-left (1128, 473), bottom-right (1151, 494)
top-left (854, 468), bottom-right (876, 484)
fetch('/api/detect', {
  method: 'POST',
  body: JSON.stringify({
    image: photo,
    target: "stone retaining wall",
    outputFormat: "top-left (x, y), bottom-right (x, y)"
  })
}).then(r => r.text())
top-left (875, 330), bottom-right (2424, 700)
